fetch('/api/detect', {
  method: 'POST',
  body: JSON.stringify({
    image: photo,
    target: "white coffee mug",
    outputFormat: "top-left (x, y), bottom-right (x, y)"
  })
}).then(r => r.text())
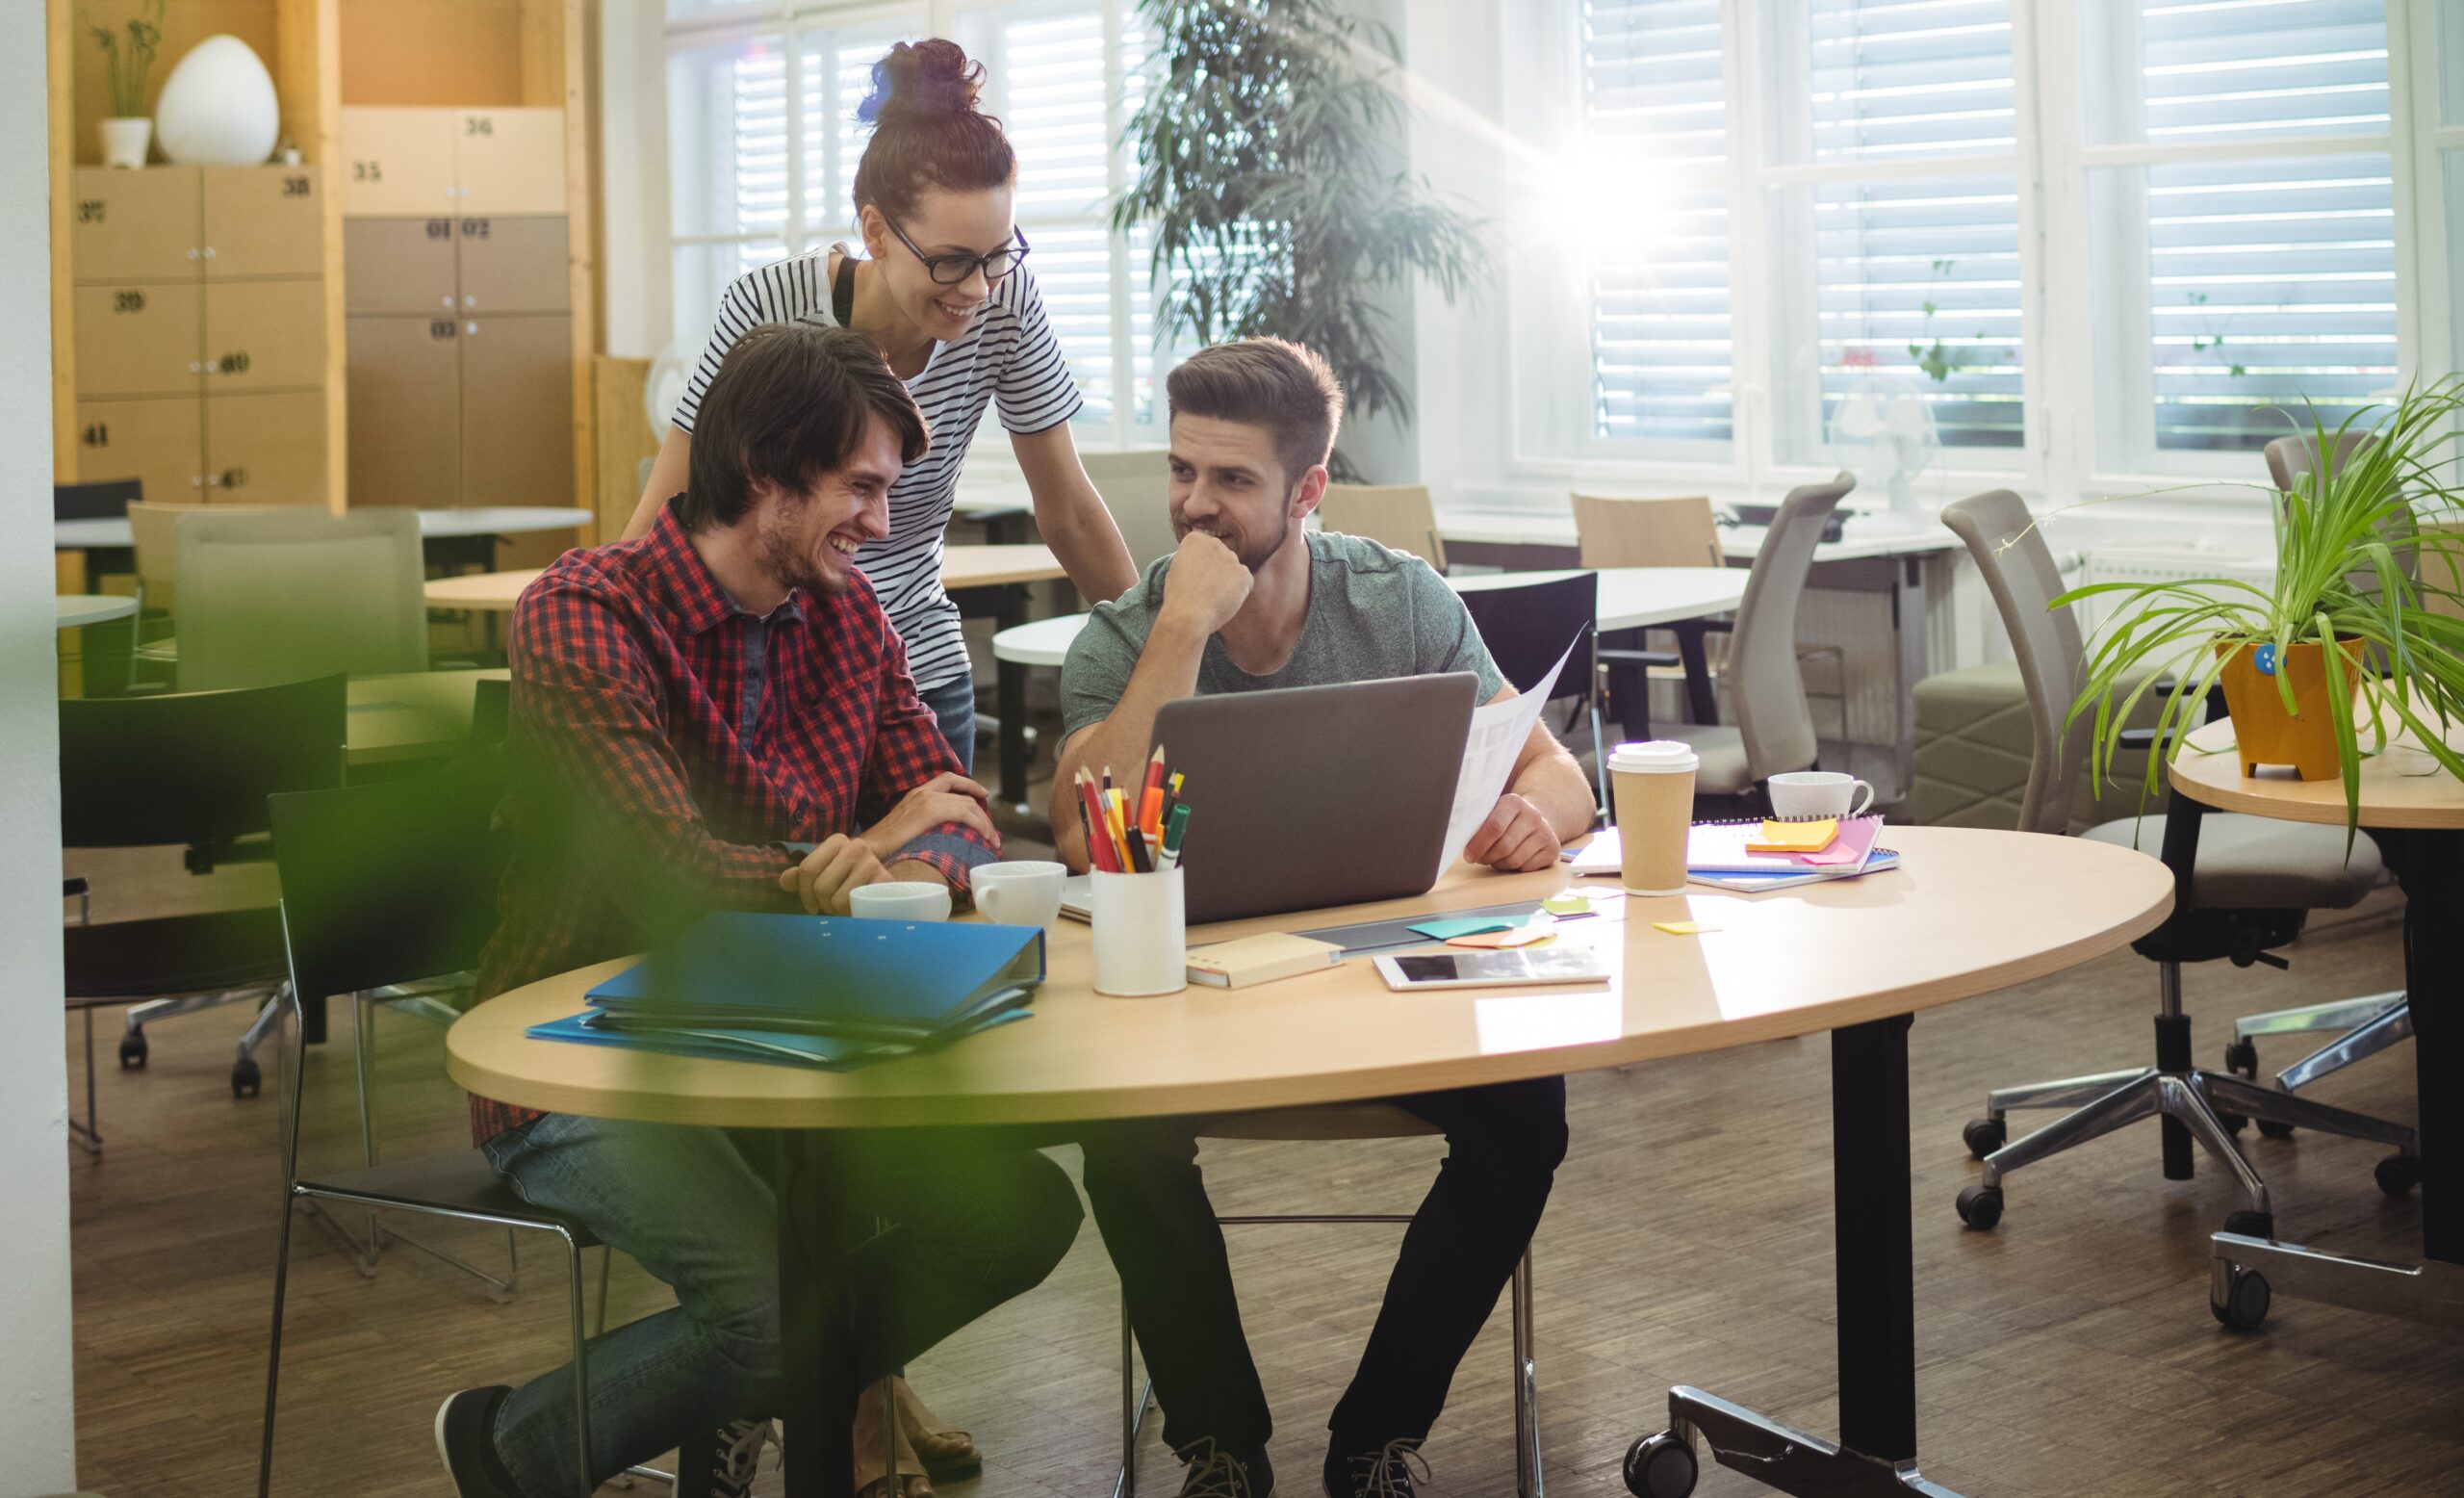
top-left (972, 861), bottom-right (1066, 929)
top-left (847, 880), bottom-right (952, 922)
top-left (1766, 770), bottom-right (1876, 819)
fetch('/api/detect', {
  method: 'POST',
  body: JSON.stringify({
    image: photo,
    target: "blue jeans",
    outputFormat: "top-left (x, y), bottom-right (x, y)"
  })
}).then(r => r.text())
top-left (478, 1114), bottom-right (1081, 1498)
top-left (916, 671), bottom-right (977, 776)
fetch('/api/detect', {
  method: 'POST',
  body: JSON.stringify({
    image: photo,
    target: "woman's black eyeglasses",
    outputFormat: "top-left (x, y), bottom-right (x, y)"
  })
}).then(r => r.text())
top-left (885, 220), bottom-right (1031, 286)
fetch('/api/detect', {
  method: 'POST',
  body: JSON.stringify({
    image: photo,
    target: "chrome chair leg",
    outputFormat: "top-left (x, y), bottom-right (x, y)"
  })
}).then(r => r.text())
top-left (1511, 1246), bottom-right (1541, 1498)
top-left (2275, 1000), bottom-right (2413, 1092)
top-left (2200, 1072), bottom-right (2417, 1151)
top-left (1114, 1289), bottom-right (1152, 1498)
top-left (562, 1228), bottom-right (595, 1498)
top-left (1981, 1073), bottom-right (2165, 1188)
top-left (2232, 990), bottom-right (2405, 1042)
top-left (1985, 1066), bottom-right (2153, 1117)
top-left (2162, 1075), bottom-right (2272, 1221)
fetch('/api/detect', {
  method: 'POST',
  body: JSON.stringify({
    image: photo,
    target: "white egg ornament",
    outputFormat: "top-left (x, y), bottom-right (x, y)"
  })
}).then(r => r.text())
top-left (155, 36), bottom-right (282, 167)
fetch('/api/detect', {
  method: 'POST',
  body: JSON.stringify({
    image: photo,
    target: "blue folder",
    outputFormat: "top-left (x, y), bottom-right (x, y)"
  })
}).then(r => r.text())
top-left (526, 1007), bottom-right (1032, 1072)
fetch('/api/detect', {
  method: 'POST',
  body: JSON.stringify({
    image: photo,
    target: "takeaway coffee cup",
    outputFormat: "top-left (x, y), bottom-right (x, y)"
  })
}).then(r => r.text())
top-left (972, 861), bottom-right (1067, 930)
top-left (848, 881), bottom-right (953, 922)
top-left (1767, 770), bottom-right (1875, 820)
top-left (1609, 741), bottom-right (1699, 896)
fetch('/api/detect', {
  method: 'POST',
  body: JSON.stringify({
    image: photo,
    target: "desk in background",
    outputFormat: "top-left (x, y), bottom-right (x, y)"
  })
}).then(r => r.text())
top-left (449, 827), bottom-right (2174, 1498)
top-left (2170, 719), bottom-right (2464, 1330)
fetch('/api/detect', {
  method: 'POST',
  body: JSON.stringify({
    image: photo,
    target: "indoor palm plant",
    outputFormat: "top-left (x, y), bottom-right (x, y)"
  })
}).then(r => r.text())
top-left (1115, 0), bottom-right (1485, 479)
top-left (2058, 376), bottom-right (2464, 836)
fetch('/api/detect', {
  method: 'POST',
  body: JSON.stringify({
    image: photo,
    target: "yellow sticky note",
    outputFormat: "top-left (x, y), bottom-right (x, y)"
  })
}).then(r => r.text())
top-left (1652, 921), bottom-right (1719, 936)
top-left (1748, 817), bottom-right (1836, 853)
top-left (1541, 893), bottom-right (1591, 915)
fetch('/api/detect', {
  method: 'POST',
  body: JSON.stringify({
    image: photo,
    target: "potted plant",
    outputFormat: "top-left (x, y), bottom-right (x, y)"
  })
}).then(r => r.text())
top-left (2058, 376), bottom-right (2464, 835)
top-left (90, 0), bottom-right (166, 168)
top-left (1114, 0), bottom-right (1485, 480)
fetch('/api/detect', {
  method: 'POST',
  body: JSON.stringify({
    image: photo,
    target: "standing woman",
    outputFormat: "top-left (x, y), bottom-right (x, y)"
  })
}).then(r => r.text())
top-left (629, 38), bottom-right (1139, 770)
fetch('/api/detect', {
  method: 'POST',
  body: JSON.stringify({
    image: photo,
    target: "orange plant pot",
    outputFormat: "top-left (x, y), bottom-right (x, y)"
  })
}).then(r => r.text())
top-left (2214, 637), bottom-right (2367, 780)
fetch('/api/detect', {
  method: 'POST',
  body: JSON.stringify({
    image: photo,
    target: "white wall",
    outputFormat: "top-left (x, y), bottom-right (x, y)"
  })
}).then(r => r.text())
top-left (1, 0), bottom-right (79, 1488)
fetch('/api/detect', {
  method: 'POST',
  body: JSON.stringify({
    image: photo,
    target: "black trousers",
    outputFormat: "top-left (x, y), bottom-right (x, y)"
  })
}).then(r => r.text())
top-left (1079, 1075), bottom-right (1569, 1455)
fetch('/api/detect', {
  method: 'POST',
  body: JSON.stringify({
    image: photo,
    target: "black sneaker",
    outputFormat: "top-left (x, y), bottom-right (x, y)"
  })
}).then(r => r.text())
top-left (1322, 1437), bottom-right (1427, 1498)
top-left (1178, 1437), bottom-right (1274, 1498)
top-left (434, 1386), bottom-right (519, 1498)
top-left (677, 1417), bottom-right (775, 1498)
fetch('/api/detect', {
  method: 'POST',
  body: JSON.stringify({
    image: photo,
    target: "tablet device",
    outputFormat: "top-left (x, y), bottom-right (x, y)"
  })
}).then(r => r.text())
top-left (1372, 945), bottom-right (1609, 991)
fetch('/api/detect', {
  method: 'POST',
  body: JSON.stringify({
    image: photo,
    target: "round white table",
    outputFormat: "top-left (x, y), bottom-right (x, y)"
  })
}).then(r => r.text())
top-left (54, 595), bottom-right (137, 629)
top-left (990, 566), bottom-right (1750, 669)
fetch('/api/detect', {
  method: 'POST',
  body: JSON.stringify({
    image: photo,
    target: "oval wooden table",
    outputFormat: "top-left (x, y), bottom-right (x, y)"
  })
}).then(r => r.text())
top-left (2169, 718), bottom-right (2464, 1332)
top-left (450, 827), bottom-right (2172, 1498)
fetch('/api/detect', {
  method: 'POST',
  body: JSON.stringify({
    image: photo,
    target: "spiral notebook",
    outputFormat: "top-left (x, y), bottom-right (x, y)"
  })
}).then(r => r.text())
top-left (1568, 815), bottom-right (1894, 889)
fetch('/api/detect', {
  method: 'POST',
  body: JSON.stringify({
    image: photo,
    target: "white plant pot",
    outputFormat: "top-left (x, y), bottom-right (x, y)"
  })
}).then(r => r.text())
top-left (99, 116), bottom-right (151, 169)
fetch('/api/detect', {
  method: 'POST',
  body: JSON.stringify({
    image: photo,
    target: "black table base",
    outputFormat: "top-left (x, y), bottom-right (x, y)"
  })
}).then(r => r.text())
top-left (1625, 1015), bottom-right (1967, 1498)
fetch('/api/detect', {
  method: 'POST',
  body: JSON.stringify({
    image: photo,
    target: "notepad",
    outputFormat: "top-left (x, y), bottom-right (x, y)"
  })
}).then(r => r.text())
top-left (1186, 933), bottom-right (1346, 988)
top-left (1747, 818), bottom-right (1836, 854)
top-left (1686, 815), bottom-right (1884, 876)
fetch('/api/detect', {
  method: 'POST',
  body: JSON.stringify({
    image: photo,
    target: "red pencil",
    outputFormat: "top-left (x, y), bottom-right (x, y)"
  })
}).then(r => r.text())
top-left (1077, 773), bottom-right (1117, 871)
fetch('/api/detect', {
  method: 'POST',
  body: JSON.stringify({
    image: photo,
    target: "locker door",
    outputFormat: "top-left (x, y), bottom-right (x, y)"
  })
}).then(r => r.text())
top-left (452, 109), bottom-right (567, 215)
top-left (69, 166), bottom-right (201, 283)
top-left (205, 390), bottom-right (329, 504)
top-left (203, 280), bottom-right (328, 393)
top-left (459, 315), bottom-right (573, 506)
top-left (347, 315), bottom-right (463, 507)
top-left (453, 215), bottom-right (569, 314)
top-left (340, 108), bottom-right (458, 218)
top-left (346, 218), bottom-right (459, 315)
top-left (73, 398), bottom-right (204, 502)
top-left (202, 166), bottom-right (323, 279)
top-left (73, 281), bottom-right (203, 399)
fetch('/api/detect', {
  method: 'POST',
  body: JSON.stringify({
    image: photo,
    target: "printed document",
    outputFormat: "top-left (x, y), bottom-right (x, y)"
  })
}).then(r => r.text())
top-left (1438, 635), bottom-right (1577, 876)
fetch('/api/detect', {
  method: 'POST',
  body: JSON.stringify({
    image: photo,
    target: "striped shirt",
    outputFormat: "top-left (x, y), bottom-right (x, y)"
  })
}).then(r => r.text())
top-left (673, 245), bottom-right (1084, 691)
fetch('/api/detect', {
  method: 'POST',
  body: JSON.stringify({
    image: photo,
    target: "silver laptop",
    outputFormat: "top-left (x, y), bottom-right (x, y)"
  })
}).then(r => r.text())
top-left (1061, 673), bottom-right (1479, 926)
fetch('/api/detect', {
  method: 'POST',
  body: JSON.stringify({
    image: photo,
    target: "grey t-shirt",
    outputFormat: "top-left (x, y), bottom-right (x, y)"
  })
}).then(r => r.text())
top-left (1061, 529), bottom-right (1507, 737)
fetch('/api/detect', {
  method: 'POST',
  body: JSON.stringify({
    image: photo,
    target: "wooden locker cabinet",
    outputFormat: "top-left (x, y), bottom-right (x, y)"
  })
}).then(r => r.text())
top-left (69, 167), bottom-right (202, 284)
top-left (346, 315), bottom-right (463, 506)
top-left (340, 108), bottom-right (460, 217)
top-left (454, 216), bottom-right (570, 314)
top-left (72, 281), bottom-right (202, 399)
top-left (202, 166), bottom-right (325, 279)
top-left (74, 398), bottom-right (204, 502)
top-left (203, 281), bottom-right (328, 393)
top-left (207, 391), bottom-right (329, 504)
top-left (345, 218), bottom-right (460, 315)
top-left (460, 315), bottom-right (574, 506)
top-left (453, 110), bottom-right (567, 215)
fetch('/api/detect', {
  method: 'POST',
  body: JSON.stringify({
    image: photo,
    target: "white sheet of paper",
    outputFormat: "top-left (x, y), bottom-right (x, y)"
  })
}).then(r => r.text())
top-left (1439, 637), bottom-right (1577, 875)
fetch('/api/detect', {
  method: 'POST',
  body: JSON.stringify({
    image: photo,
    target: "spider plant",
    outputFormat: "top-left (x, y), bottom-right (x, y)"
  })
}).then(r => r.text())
top-left (2055, 375), bottom-right (2464, 837)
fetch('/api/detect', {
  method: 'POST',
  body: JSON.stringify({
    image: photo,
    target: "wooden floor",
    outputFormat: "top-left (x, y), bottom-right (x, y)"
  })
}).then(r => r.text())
top-left (62, 850), bottom-right (2464, 1496)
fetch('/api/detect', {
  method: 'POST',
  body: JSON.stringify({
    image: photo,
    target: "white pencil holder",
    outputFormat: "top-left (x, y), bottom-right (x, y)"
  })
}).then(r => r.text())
top-left (1091, 866), bottom-right (1187, 996)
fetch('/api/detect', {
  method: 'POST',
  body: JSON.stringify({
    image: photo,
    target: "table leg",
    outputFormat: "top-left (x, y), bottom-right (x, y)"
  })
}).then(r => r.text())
top-left (777, 1131), bottom-right (859, 1498)
top-left (2210, 827), bottom-right (2464, 1330)
top-left (993, 583), bottom-right (1030, 812)
top-left (1673, 621), bottom-right (1718, 726)
top-left (1629, 1015), bottom-right (1964, 1497)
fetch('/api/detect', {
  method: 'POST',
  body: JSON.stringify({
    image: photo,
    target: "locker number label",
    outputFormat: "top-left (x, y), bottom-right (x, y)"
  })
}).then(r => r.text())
top-left (283, 175), bottom-right (313, 198)
top-left (114, 290), bottom-right (145, 313)
top-left (216, 350), bottom-right (252, 374)
top-left (77, 199), bottom-right (105, 223)
top-left (218, 468), bottom-right (250, 490)
top-left (425, 219), bottom-right (452, 240)
top-left (465, 116), bottom-right (495, 136)
top-left (429, 319), bottom-right (458, 341)
top-left (460, 219), bottom-right (491, 240)
top-left (352, 160), bottom-right (383, 183)
top-left (82, 424), bottom-right (109, 449)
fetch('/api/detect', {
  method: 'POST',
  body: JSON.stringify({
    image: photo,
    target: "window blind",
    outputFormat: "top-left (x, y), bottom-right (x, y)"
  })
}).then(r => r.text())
top-left (1002, 7), bottom-right (1126, 425)
top-left (1803, 1), bottom-right (2023, 451)
top-left (2134, 0), bottom-right (2394, 452)
top-left (1582, 0), bottom-right (1733, 445)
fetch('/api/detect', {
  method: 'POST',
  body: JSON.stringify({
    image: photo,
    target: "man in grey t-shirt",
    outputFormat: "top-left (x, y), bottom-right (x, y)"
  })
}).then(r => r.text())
top-left (1050, 339), bottom-right (1589, 1498)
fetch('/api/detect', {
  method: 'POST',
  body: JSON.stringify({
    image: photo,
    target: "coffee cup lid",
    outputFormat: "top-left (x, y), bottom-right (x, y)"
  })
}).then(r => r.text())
top-left (1608, 740), bottom-right (1700, 773)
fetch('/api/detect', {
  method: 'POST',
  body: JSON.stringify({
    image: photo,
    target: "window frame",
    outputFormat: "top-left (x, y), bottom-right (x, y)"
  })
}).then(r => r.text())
top-left (655, 0), bottom-right (1163, 450)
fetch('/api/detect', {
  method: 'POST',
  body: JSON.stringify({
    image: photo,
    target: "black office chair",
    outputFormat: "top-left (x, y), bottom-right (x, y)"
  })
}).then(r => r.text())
top-left (54, 478), bottom-right (142, 522)
top-left (1938, 491), bottom-right (2417, 1275)
top-left (256, 753), bottom-right (650, 1498)
top-left (61, 675), bottom-right (346, 1149)
top-left (1459, 569), bottom-right (1608, 814)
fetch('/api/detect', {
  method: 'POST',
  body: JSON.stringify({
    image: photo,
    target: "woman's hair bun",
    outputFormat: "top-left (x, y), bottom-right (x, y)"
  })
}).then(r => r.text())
top-left (859, 39), bottom-right (985, 124)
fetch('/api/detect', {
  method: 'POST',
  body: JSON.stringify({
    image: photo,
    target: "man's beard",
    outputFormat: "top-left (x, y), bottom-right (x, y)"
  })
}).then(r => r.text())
top-left (755, 491), bottom-right (844, 596)
top-left (1174, 506), bottom-right (1292, 573)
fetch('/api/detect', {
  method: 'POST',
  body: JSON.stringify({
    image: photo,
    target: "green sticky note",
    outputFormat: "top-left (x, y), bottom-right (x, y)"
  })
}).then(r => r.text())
top-left (1540, 894), bottom-right (1590, 916)
top-left (1409, 917), bottom-right (1516, 942)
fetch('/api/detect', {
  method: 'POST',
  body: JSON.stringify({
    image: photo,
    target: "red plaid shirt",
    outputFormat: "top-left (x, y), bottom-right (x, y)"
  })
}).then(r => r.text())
top-left (467, 504), bottom-right (992, 1144)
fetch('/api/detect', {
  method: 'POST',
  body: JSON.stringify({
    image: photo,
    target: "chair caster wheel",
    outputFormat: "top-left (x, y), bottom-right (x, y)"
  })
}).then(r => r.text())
top-left (2224, 1038), bottom-right (2259, 1078)
top-left (231, 1056), bottom-right (262, 1099)
top-left (2221, 1208), bottom-right (2273, 1240)
top-left (1962, 1116), bottom-right (2006, 1159)
top-left (2375, 1153), bottom-right (2421, 1198)
top-left (2256, 1119), bottom-right (2296, 1140)
top-left (1624, 1432), bottom-right (1698, 1498)
top-left (2219, 1109), bottom-right (2247, 1135)
top-left (1956, 1183), bottom-right (2004, 1229)
top-left (2212, 1266), bottom-right (2271, 1330)
top-left (118, 1030), bottom-right (147, 1070)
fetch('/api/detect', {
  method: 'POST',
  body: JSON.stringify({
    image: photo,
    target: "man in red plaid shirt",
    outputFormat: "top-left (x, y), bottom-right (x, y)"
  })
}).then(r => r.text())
top-left (438, 323), bottom-right (1082, 1498)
